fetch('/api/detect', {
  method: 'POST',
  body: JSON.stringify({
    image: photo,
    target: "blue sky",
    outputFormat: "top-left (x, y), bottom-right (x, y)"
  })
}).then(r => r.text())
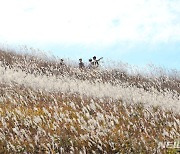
top-left (0, 0), bottom-right (180, 70)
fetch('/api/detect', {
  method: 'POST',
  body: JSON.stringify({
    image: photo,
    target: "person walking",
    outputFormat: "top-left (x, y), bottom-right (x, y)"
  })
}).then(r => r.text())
top-left (60, 59), bottom-right (65, 66)
top-left (58, 58), bottom-right (67, 74)
top-left (87, 58), bottom-right (93, 69)
top-left (92, 56), bottom-right (103, 68)
top-left (79, 58), bottom-right (85, 69)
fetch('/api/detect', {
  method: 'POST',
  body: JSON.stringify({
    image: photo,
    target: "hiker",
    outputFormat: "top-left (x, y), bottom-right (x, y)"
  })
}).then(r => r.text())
top-left (92, 56), bottom-right (103, 68)
top-left (60, 59), bottom-right (65, 66)
top-left (87, 59), bottom-right (93, 69)
top-left (79, 58), bottom-right (85, 69)
top-left (58, 58), bottom-right (67, 75)
top-left (59, 58), bottom-right (67, 70)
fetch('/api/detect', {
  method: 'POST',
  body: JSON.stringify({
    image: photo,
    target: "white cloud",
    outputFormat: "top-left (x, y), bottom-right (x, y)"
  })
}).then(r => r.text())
top-left (0, 0), bottom-right (180, 46)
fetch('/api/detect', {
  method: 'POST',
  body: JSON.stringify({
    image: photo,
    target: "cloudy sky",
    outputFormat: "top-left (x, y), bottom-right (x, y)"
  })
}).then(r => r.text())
top-left (0, 0), bottom-right (180, 69)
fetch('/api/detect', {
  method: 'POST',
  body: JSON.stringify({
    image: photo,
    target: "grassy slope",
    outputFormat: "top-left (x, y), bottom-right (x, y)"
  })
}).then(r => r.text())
top-left (0, 49), bottom-right (180, 153)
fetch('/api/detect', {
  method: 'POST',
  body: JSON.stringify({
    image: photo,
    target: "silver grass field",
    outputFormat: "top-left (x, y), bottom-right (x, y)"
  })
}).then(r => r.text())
top-left (0, 48), bottom-right (179, 153)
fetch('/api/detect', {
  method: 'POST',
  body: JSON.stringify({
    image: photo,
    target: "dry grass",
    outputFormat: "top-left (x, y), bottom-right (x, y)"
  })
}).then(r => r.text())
top-left (1, 48), bottom-right (180, 95)
top-left (0, 48), bottom-right (180, 153)
top-left (0, 85), bottom-right (179, 153)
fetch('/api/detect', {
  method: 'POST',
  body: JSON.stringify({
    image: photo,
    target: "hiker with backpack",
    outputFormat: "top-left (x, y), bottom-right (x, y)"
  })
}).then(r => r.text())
top-left (92, 56), bottom-right (103, 68)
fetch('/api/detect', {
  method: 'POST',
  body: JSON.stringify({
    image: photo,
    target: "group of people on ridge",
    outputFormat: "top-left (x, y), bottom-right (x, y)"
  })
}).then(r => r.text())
top-left (79, 56), bottom-right (103, 70)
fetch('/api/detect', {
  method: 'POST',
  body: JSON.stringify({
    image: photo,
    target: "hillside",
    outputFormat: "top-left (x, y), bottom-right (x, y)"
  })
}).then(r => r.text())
top-left (0, 48), bottom-right (180, 153)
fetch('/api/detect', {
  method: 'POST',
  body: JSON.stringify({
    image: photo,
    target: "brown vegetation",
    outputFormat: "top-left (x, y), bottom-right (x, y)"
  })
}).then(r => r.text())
top-left (0, 48), bottom-right (179, 153)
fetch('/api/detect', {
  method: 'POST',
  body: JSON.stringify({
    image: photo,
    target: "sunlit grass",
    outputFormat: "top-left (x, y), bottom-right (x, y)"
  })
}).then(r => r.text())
top-left (0, 47), bottom-right (179, 153)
